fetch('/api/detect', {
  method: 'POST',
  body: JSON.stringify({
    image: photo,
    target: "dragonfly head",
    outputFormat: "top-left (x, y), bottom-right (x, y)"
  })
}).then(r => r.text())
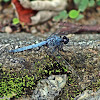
top-left (62, 36), bottom-right (69, 44)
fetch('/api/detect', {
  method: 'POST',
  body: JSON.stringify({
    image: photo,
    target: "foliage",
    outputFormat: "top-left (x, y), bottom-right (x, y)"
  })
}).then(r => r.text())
top-left (75, 14), bottom-right (84, 21)
top-left (96, 0), bottom-right (100, 6)
top-left (54, 0), bottom-right (100, 21)
top-left (0, 0), bottom-right (99, 22)
top-left (74, 0), bottom-right (95, 12)
top-left (53, 9), bottom-right (80, 21)
top-left (0, 0), bottom-right (11, 2)
top-left (13, 18), bottom-right (20, 25)
top-left (53, 10), bottom-right (68, 21)
top-left (69, 10), bottom-right (79, 19)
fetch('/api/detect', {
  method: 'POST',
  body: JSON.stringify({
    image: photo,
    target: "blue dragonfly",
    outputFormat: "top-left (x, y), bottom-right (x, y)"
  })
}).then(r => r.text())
top-left (9, 22), bottom-right (82, 53)
top-left (9, 31), bottom-right (80, 80)
top-left (9, 34), bottom-right (69, 53)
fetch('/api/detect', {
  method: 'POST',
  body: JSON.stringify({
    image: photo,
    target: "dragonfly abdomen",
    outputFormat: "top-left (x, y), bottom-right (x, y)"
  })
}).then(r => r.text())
top-left (9, 41), bottom-right (47, 53)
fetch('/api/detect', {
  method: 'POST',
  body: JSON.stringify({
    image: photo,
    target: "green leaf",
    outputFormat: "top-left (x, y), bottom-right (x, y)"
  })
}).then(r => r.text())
top-left (69, 10), bottom-right (79, 19)
top-left (78, 0), bottom-right (89, 12)
top-left (59, 10), bottom-right (68, 19)
top-left (74, 0), bottom-right (80, 5)
top-left (3, 0), bottom-right (10, 2)
top-left (88, 0), bottom-right (95, 7)
top-left (53, 10), bottom-right (68, 21)
top-left (75, 14), bottom-right (84, 21)
top-left (0, 63), bottom-right (2, 67)
top-left (53, 16), bottom-right (60, 21)
top-left (96, 0), bottom-right (100, 6)
top-left (13, 18), bottom-right (20, 25)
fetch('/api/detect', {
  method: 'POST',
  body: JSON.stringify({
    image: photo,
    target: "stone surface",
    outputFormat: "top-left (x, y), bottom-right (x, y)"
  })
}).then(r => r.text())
top-left (31, 74), bottom-right (67, 100)
top-left (0, 32), bottom-right (100, 99)
top-left (74, 89), bottom-right (100, 100)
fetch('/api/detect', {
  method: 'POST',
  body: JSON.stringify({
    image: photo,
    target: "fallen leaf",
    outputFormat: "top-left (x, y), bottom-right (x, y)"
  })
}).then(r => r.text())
top-left (12, 0), bottom-right (38, 25)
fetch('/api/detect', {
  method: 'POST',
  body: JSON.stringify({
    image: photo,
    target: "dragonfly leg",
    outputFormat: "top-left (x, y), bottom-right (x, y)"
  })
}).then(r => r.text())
top-left (33, 46), bottom-right (41, 51)
top-left (56, 44), bottom-right (66, 52)
top-left (45, 46), bottom-right (57, 55)
top-left (59, 46), bottom-right (65, 52)
top-left (57, 52), bottom-right (81, 81)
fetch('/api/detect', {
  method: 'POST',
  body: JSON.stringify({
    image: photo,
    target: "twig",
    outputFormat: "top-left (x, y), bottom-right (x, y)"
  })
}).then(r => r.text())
top-left (58, 22), bottom-right (100, 35)
top-left (0, 22), bottom-right (3, 32)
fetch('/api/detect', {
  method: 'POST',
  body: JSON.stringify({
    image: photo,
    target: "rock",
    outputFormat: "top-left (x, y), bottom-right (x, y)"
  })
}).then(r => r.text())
top-left (31, 74), bottom-right (67, 100)
top-left (18, 0), bottom-right (67, 25)
top-left (0, 33), bottom-right (100, 99)
top-left (74, 89), bottom-right (100, 100)
top-left (30, 27), bottom-right (37, 34)
top-left (5, 26), bottom-right (12, 33)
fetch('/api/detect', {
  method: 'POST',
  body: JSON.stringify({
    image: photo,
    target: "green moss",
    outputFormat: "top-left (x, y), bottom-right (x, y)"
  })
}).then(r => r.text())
top-left (0, 55), bottom-right (68, 99)
top-left (0, 71), bottom-right (36, 98)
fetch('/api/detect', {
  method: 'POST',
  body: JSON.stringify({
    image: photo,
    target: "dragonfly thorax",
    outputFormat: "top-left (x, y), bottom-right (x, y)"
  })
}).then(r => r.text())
top-left (46, 35), bottom-right (69, 48)
top-left (46, 35), bottom-right (63, 47)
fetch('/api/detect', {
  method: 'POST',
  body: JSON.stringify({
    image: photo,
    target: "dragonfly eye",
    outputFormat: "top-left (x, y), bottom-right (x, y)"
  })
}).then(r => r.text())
top-left (63, 36), bottom-right (69, 44)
